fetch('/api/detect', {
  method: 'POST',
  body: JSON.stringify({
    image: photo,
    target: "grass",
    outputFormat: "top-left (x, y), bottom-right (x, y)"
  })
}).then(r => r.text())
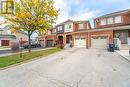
top-left (0, 48), bottom-right (62, 68)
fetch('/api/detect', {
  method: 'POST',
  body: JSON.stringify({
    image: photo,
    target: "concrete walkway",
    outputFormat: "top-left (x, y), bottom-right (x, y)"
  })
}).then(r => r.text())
top-left (0, 48), bottom-right (130, 87)
top-left (116, 50), bottom-right (130, 61)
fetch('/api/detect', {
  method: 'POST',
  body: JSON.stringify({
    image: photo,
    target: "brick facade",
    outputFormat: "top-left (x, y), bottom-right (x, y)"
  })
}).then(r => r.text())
top-left (38, 9), bottom-right (130, 49)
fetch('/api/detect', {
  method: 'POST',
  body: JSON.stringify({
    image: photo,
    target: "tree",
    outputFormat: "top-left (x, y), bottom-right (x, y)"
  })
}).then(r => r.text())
top-left (3, 0), bottom-right (59, 52)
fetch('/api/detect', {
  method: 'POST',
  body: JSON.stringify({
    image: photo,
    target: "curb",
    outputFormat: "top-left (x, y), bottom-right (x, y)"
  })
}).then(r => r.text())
top-left (0, 47), bottom-right (56, 57)
top-left (115, 51), bottom-right (130, 62)
top-left (0, 49), bottom-right (63, 71)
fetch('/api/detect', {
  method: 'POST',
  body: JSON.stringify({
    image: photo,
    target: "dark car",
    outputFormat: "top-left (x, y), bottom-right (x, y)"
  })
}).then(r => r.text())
top-left (23, 43), bottom-right (41, 49)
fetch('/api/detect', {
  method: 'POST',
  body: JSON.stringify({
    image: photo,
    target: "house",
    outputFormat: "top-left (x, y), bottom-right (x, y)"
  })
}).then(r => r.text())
top-left (56, 20), bottom-right (91, 48)
top-left (92, 9), bottom-right (130, 49)
top-left (38, 9), bottom-right (130, 50)
top-left (38, 20), bottom-right (91, 48)
top-left (38, 28), bottom-right (57, 47)
top-left (0, 25), bottom-right (28, 47)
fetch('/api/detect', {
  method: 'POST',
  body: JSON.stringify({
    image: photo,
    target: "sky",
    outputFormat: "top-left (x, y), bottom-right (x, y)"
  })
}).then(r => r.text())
top-left (54, 0), bottom-right (130, 26)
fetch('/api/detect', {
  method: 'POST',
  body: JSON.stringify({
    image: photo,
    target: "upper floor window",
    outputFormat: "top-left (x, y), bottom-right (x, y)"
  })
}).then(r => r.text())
top-left (115, 16), bottom-right (121, 23)
top-left (48, 30), bottom-right (51, 35)
top-left (100, 18), bottom-right (106, 25)
top-left (65, 24), bottom-right (71, 29)
top-left (7, 30), bottom-right (11, 34)
top-left (79, 23), bottom-right (83, 29)
top-left (57, 26), bottom-right (62, 31)
top-left (54, 28), bottom-right (56, 33)
top-left (107, 17), bottom-right (113, 24)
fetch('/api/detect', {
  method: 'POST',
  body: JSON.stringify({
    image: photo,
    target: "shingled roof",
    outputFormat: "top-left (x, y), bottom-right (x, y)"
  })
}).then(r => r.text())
top-left (96, 9), bottom-right (130, 19)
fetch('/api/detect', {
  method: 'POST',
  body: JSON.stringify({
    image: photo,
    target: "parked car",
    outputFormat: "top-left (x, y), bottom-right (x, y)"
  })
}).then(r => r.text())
top-left (23, 43), bottom-right (41, 49)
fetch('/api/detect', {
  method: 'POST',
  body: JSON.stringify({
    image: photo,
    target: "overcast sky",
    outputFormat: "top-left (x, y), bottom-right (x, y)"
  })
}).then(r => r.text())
top-left (54, 0), bottom-right (130, 25)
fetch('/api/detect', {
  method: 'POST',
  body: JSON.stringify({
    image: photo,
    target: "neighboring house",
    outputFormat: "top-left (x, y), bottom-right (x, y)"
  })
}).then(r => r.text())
top-left (38, 19), bottom-right (91, 48)
top-left (56, 19), bottom-right (91, 48)
top-left (92, 9), bottom-right (130, 49)
top-left (0, 25), bottom-right (28, 47)
top-left (38, 9), bottom-right (130, 50)
top-left (38, 28), bottom-right (56, 47)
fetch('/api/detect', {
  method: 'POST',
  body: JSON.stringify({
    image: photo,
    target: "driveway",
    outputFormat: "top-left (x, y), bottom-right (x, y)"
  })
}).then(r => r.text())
top-left (0, 48), bottom-right (130, 87)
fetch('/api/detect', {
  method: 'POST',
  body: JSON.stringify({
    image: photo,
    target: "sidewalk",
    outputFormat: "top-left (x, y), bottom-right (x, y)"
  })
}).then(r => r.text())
top-left (0, 47), bottom-right (55, 57)
top-left (116, 50), bottom-right (130, 62)
top-left (0, 48), bottom-right (11, 51)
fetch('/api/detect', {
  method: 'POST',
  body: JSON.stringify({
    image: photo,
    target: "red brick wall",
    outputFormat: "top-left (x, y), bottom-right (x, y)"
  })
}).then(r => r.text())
top-left (122, 14), bottom-right (130, 24)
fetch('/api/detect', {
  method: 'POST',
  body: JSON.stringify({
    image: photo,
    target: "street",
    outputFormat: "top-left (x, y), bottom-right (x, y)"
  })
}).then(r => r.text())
top-left (0, 48), bottom-right (130, 87)
top-left (0, 48), bottom-right (46, 57)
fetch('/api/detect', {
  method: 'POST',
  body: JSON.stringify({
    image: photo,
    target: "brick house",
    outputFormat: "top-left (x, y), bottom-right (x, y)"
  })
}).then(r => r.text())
top-left (56, 20), bottom-right (91, 48)
top-left (92, 9), bottom-right (130, 49)
top-left (38, 9), bottom-right (130, 49)
top-left (0, 25), bottom-right (28, 47)
top-left (38, 28), bottom-right (57, 47)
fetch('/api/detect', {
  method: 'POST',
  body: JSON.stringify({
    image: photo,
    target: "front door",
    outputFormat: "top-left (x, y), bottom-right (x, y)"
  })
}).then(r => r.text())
top-left (119, 31), bottom-right (128, 44)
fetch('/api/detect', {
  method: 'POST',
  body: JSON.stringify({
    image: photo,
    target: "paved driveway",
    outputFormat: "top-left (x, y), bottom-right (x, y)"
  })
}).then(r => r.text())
top-left (0, 48), bottom-right (130, 87)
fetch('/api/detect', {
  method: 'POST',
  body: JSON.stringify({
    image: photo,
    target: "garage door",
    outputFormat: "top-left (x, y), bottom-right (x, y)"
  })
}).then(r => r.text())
top-left (74, 38), bottom-right (86, 48)
top-left (91, 36), bottom-right (108, 49)
top-left (47, 40), bottom-right (53, 47)
top-left (1, 40), bottom-right (10, 46)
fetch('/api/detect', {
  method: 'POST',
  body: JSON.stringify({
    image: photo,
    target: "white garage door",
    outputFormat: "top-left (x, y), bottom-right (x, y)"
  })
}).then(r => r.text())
top-left (74, 38), bottom-right (86, 48)
top-left (91, 36), bottom-right (108, 49)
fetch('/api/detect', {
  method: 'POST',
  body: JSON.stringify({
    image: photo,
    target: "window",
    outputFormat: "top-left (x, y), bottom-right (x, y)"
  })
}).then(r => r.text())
top-left (57, 26), bottom-right (62, 31)
top-left (115, 16), bottom-right (121, 23)
top-left (54, 28), bottom-right (56, 32)
top-left (7, 30), bottom-right (11, 34)
top-left (65, 24), bottom-right (71, 29)
top-left (100, 18), bottom-right (106, 25)
top-left (79, 23), bottom-right (83, 29)
top-left (107, 17), bottom-right (113, 24)
top-left (48, 30), bottom-right (51, 35)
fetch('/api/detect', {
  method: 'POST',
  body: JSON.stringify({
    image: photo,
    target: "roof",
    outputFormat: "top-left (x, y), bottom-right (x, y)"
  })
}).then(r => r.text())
top-left (56, 19), bottom-right (89, 26)
top-left (96, 9), bottom-right (130, 19)
top-left (56, 19), bottom-right (73, 26)
top-left (0, 35), bottom-right (16, 39)
top-left (0, 25), bottom-right (28, 36)
top-left (17, 30), bottom-right (28, 36)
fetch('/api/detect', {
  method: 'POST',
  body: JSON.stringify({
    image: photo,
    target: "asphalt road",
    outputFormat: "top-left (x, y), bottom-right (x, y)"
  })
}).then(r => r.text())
top-left (0, 48), bottom-right (130, 87)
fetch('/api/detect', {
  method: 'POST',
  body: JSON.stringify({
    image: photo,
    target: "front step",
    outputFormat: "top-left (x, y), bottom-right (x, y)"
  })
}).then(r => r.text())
top-left (121, 44), bottom-right (130, 50)
top-left (64, 44), bottom-right (71, 49)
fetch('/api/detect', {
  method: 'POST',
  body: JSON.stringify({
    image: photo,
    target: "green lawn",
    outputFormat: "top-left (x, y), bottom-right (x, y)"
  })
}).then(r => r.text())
top-left (0, 48), bottom-right (62, 68)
